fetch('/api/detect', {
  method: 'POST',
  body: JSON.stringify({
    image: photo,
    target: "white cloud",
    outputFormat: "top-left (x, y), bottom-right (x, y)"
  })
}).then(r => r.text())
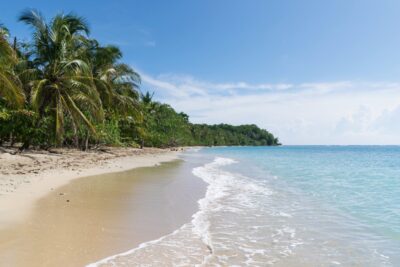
top-left (139, 71), bottom-right (400, 145)
top-left (373, 106), bottom-right (400, 134)
top-left (141, 73), bottom-right (294, 96)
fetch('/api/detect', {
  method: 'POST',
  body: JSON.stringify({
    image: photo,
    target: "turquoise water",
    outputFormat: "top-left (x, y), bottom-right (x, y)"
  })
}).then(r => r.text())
top-left (204, 146), bottom-right (400, 265)
top-left (213, 146), bottom-right (400, 238)
top-left (92, 146), bottom-right (400, 266)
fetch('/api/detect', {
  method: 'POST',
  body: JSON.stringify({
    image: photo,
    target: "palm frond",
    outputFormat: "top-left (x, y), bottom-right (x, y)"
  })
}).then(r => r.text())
top-left (63, 93), bottom-right (96, 135)
top-left (30, 79), bottom-right (49, 111)
top-left (18, 9), bottom-right (47, 33)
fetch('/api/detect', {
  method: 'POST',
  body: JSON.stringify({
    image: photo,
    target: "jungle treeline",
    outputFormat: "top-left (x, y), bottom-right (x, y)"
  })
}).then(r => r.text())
top-left (0, 10), bottom-right (280, 150)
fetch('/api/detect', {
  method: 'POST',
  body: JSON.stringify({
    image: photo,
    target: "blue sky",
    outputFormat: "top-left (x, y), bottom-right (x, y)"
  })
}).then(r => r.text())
top-left (3, 1), bottom-right (400, 144)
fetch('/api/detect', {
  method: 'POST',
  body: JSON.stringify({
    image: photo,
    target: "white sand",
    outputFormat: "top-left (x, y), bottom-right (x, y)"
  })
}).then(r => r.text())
top-left (0, 147), bottom-right (180, 228)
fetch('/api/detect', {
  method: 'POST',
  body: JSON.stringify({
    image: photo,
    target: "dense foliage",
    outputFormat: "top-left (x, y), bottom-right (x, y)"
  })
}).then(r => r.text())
top-left (0, 10), bottom-right (280, 150)
top-left (190, 124), bottom-right (279, 146)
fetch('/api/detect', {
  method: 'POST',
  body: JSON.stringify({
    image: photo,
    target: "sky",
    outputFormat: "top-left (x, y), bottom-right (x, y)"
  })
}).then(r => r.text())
top-left (2, 0), bottom-right (400, 144)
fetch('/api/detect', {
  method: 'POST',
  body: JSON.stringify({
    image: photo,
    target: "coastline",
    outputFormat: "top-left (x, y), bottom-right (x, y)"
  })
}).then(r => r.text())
top-left (0, 147), bottom-right (181, 229)
top-left (0, 151), bottom-right (207, 266)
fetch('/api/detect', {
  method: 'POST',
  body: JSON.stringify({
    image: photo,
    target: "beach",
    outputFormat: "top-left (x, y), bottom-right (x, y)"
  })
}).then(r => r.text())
top-left (0, 147), bottom-right (181, 229)
top-left (89, 146), bottom-right (400, 266)
top-left (0, 149), bottom-right (206, 266)
top-left (0, 147), bottom-right (209, 266)
top-left (1, 146), bottom-right (400, 266)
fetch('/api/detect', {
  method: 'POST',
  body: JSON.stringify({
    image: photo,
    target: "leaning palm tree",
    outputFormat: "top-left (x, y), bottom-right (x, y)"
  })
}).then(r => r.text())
top-left (0, 24), bottom-right (25, 107)
top-left (86, 41), bottom-right (141, 118)
top-left (18, 9), bottom-right (103, 145)
top-left (101, 62), bottom-right (141, 117)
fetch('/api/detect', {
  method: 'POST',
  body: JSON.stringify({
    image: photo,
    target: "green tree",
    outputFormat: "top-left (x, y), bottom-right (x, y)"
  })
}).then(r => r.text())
top-left (19, 9), bottom-right (103, 145)
top-left (0, 10), bottom-right (281, 150)
top-left (0, 25), bottom-right (25, 108)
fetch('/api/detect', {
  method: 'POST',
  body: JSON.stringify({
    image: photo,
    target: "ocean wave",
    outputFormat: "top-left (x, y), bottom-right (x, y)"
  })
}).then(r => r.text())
top-left (87, 157), bottom-right (280, 266)
top-left (86, 157), bottom-right (237, 266)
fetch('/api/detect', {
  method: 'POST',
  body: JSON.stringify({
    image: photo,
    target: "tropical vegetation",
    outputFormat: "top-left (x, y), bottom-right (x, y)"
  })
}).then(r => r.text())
top-left (0, 10), bottom-right (280, 150)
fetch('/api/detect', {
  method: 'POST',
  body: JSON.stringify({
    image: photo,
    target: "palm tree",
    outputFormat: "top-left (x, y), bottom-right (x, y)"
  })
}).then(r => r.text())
top-left (141, 91), bottom-right (154, 106)
top-left (18, 9), bottom-right (103, 145)
top-left (84, 41), bottom-right (143, 148)
top-left (0, 24), bottom-right (25, 108)
top-left (86, 41), bottom-right (141, 118)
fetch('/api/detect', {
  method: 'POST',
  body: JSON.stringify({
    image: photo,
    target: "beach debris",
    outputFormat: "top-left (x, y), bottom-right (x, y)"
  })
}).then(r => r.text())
top-left (206, 245), bottom-right (213, 254)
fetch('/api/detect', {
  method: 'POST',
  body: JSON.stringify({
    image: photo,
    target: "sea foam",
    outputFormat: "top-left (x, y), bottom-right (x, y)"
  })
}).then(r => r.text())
top-left (88, 146), bottom-right (400, 266)
top-left (87, 156), bottom-right (276, 266)
top-left (87, 157), bottom-right (240, 266)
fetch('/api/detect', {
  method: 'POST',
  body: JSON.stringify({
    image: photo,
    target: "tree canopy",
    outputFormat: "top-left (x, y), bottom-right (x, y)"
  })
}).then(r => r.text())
top-left (0, 10), bottom-right (280, 150)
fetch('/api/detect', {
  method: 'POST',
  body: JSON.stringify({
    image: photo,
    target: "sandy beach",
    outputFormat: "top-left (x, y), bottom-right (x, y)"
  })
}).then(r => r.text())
top-left (0, 153), bottom-right (206, 267)
top-left (0, 147), bottom-right (181, 229)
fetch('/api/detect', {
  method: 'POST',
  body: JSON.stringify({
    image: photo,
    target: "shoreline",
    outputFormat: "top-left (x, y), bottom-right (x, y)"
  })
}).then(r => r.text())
top-left (0, 147), bottom-right (181, 229)
top-left (0, 148), bottom-right (206, 267)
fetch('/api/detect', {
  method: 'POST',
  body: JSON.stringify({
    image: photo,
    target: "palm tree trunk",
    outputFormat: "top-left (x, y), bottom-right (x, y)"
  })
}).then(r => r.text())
top-left (82, 130), bottom-right (89, 151)
top-left (10, 132), bottom-right (14, 147)
top-left (72, 121), bottom-right (79, 148)
top-left (85, 134), bottom-right (89, 151)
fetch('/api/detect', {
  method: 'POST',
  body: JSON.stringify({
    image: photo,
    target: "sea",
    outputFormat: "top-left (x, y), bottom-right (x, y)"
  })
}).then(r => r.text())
top-left (89, 146), bottom-right (400, 266)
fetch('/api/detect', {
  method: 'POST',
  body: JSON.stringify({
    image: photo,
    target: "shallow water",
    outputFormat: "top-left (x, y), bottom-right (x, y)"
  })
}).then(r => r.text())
top-left (90, 146), bottom-right (400, 266)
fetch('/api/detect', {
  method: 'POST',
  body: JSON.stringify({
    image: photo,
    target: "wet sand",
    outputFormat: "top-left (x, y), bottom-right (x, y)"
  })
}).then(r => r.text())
top-left (0, 159), bottom-right (206, 267)
top-left (0, 148), bottom-right (180, 228)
